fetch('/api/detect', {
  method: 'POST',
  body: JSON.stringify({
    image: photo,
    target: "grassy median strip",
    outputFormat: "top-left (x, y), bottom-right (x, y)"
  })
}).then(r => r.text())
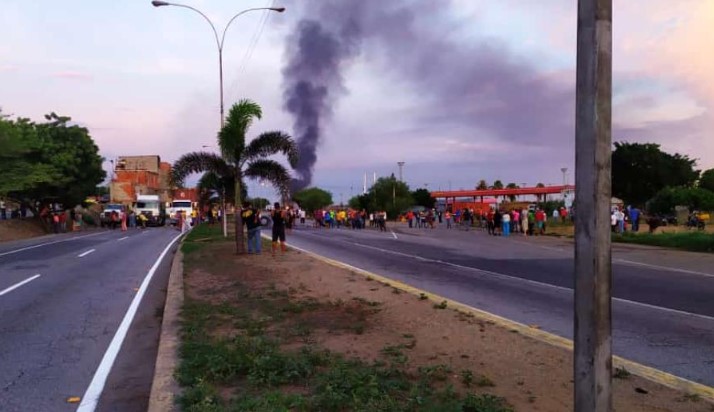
top-left (177, 292), bottom-right (511, 412)
top-left (177, 229), bottom-right (512, 411)
top-left (612, 231), bottom-right (714, 253)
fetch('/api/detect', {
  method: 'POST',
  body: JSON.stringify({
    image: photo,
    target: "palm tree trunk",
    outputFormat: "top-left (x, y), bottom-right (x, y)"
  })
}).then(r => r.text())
top-left (234, 170), bottom-right (246, 254)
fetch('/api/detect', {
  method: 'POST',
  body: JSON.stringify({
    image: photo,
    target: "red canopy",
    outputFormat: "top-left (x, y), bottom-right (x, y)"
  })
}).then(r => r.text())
top-left (431, 185), bottom-right (574, 199)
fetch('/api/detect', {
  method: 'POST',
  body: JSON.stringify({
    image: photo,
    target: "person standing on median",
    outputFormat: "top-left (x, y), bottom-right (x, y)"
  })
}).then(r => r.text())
top-left (271, 202), bottom-right (288, 255)
top-left (242, 202), bottom-right (261, 255)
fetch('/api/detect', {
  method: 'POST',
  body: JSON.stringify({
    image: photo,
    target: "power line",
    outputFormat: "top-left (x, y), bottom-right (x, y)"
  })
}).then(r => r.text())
top-left (225, 0), bottom-right (274, 103)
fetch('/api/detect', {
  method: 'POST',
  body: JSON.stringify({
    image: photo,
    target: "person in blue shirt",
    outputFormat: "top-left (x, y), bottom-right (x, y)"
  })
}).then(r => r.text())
top-left (629, 206), bottom-right (640, 232)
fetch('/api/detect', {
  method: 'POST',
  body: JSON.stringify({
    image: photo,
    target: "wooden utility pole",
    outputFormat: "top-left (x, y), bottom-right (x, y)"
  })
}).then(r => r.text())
top-left (574, 0), bottom-right (613, 411)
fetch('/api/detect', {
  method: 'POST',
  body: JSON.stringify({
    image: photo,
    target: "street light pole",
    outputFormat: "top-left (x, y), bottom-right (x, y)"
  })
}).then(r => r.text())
top-left (152, 1), bottom-right (285, 128)
top-left (152, 1), bottom-right (285, 238)
top-left (574, 1), bottom-right (613, 411)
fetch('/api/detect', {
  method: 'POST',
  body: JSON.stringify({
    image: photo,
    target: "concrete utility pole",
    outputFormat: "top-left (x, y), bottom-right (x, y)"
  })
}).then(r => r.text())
top-left (397, 161), bottom-right (405, 182)
top-left (573, 1), bottom-right (613, 411)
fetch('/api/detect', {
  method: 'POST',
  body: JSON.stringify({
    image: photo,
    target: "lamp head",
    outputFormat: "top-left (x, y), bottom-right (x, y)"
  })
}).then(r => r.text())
top-left (271, 7), bottom-right (286, 12)
top-left (151, 1), bottom-right (170, 7)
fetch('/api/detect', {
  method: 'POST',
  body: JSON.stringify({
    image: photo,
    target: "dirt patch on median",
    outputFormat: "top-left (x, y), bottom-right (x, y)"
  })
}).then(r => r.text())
top-left (182, 238), bottom-right (713, 411)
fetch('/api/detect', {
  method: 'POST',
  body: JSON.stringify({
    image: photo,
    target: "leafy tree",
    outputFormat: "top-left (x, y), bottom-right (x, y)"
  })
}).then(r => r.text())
top-left (612, 142), bottom-right (699, 206)
top-left (293, 187), bottom-right (333, 213)
top-left (699, 169), bottom-right (714, 193)
top-left (648, 187), bottom-right (714, 215)
top-left (0, 113), bottom-right (105, 215)
top-left (172, 99), bottom-right (298, 254)
top-left (361, 175), bottom-right (412, 219)
top-left (490, 180), bottom-right (504, 190)
top-left (411, 188), bottom-right (435, 209)
top-left (475, 180), bottom-right (488, 190)
top-left (348, 193), bottom-right (373, 212)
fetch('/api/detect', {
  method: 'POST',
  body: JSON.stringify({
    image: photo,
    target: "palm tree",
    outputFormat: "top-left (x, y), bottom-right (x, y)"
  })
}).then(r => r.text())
top-left (535, 182), bottom-right (546, 203)
top-left (476, 180), bottom-right (488, 190)
top-left (172, 99), bottom-right (298, 254)
top-left (506, 182), bottom-right (519, 202)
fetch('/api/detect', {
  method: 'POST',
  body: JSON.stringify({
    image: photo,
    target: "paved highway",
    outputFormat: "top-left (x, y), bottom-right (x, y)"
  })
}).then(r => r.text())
top-left (286, 223), bottom-right (714, 386)
top-left (0, 227), bottom-right (181, 412)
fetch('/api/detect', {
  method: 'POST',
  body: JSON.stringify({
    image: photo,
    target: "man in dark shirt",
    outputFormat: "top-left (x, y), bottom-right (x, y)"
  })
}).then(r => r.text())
top-left (242, 202), bottom-right (261, 254)
top-left (271, 202), bottom-right (287, 255)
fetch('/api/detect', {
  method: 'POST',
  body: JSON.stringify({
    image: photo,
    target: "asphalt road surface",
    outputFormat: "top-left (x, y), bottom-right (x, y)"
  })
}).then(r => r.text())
top-left (286, 222), bottom-right (714, 387)
top-left (0, 227), bottom-right (181, 412)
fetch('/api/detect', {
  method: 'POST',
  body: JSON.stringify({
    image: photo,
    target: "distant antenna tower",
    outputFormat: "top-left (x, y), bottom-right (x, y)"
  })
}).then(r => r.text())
top-left (397, 161), bottom-right (405, 182)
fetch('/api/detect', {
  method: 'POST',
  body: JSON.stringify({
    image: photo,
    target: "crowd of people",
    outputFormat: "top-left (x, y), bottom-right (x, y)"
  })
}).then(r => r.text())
top-left (402, 206), bottom-right (571, 237)
top-left (311, 209), bottom-right (389, 232)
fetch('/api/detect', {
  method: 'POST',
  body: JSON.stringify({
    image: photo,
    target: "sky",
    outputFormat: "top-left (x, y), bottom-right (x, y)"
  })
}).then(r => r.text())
top-left (1, 0), bottom-right (712, 201)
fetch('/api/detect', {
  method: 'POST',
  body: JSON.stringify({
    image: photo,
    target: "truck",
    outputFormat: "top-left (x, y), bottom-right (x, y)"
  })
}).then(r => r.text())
top-left (135, 194), bottom-right (165, 226)
top-left (167, 199), bottom-right (194, 225)
top-left (100, 204), bottom-right (125, 228)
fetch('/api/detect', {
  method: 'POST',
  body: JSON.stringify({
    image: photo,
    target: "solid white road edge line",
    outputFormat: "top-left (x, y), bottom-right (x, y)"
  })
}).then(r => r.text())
top-left (78, 249), bottom-right (96, 258)
top-left (118, 236), bottom-right (129, 241)
top-left (76, 232), bottom-right (184, 412)
top-left (0, 232), bottom-right (105, 258)
top-left (0, 274), bottom-right (41, 297)
top-left (344, 240), bottom-right (714, 323)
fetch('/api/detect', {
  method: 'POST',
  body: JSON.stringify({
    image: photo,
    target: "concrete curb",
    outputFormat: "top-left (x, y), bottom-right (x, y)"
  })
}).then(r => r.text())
top-left (148, 245), bottom-right (184, 412)
top-left (287, 243), bottom-right (714, 403)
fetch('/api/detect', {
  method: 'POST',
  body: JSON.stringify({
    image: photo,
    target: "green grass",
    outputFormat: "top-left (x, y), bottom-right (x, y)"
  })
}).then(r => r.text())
top-left (612, 231), bottom-right (714, 253)
top-left (177, 282), bottom-right (513, 412)
top-left (181, 224), bottom-right (229, 255)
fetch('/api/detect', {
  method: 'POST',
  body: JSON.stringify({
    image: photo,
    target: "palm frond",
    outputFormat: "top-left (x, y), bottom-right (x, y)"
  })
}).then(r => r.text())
top-left (218, 99), bottom-right (262, 164)
top-left (171, 152), bottom-right (233, 187)
top-left (244, 159), bottom-right (292, 198)
top-left (242, 131), bottom-right (299, 168)
top-left (198, 171), bottom-right (236, 202)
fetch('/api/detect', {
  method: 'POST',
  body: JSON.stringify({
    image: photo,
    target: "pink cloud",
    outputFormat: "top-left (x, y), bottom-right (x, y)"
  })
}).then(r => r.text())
top-left (51, 71), bottom-right (93, 80)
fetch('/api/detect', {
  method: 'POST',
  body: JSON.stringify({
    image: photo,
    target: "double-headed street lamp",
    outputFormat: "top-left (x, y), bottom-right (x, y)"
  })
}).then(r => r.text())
top-left (151, 1), bottom-right (285, 128)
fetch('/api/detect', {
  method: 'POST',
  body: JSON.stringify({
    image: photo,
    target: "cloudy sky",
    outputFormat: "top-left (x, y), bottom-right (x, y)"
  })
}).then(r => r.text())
top-left (2, 0), bottom-right (712, 201)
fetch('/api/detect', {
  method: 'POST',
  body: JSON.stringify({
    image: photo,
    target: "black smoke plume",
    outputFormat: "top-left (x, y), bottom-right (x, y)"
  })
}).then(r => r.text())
top-left (283, 1), bottom-right (575, 191)
top-left (283, 15), bottom-right (362, 192)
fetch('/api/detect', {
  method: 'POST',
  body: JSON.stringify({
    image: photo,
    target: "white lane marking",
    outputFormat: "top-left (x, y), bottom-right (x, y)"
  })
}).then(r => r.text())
top-left (614, 258), bottom-right (714, 278)
top-left (0, 274), bottom-right (41, 297)
top-left (118, 236), bottom-right (129, 242)
top-left (77, 232), bottom-right (184, 412)
top-left (0, 232), bottom-right (105, 258)
top-left (78, 249), bottom-right (96, 258)
top-left (343, 240), bottom-right (714, 323)
top-left (390, 230), bottom-right (398, 240)
top-left (508, 239), bottom-right (714, 278)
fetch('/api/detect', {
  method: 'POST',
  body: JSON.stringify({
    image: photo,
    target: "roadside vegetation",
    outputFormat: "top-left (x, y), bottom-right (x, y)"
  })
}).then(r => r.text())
top-left (612, 231), bottom-right (714, 253)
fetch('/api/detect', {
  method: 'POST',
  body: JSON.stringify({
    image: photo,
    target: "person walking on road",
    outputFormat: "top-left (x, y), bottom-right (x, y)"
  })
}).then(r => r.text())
top-left (445, 210), bottom-right (452, 229)
top-left (520, 208), bottom-right (529, 236)
top-left (242, 202), bottom-right (261, 254)
top-left (121, 209), bottom-right (127, 232)
top-left (271, 202), bottom-right (288, 255)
